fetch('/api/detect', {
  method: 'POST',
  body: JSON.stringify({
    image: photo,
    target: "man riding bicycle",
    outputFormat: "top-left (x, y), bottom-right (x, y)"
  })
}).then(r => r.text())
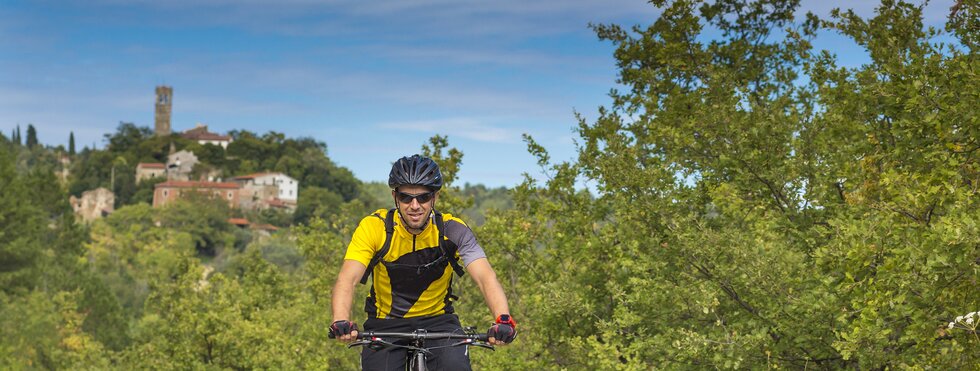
top-left (330, 154), bottom-right (517, 370)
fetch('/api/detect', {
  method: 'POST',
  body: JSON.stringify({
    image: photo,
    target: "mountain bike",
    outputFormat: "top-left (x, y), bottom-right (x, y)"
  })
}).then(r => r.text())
top-left (331, 328), bottom-right (494, 371)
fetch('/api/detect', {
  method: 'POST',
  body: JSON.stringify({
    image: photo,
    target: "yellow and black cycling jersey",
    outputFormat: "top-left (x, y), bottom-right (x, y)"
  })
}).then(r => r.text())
top-left (345, 208), bottom-right (486, 319)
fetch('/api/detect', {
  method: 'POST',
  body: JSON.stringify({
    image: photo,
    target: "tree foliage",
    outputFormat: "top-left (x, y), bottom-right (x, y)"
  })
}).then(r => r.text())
top-left (422, 135), bottom-right (475, 216)
top-left (1, 1), bottom-right (974, 369)
top-left (473, 0), bottom-right (978, 369)
top-left (26, 124), bottom-right (38, 148)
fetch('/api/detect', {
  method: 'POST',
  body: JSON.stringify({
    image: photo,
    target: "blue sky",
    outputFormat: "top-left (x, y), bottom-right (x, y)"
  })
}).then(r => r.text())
top-left (0, 0), bottom-right (957, 187)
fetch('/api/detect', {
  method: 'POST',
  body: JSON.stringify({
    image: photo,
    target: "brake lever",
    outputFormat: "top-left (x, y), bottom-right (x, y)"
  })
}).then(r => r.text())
top-left (451, 339), bottom-right (495, 351)
top-left (346, 340), bottom-right (375, 349)
top-left (470, 342), bottom-right (495, 351)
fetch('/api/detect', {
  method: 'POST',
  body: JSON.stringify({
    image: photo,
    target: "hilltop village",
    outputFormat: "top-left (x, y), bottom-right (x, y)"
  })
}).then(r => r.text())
top-left (70, 86), bottom-right (300, 230)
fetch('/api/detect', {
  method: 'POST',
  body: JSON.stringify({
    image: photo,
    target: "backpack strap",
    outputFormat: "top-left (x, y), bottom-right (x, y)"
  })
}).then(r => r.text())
top-left (359, 209), bottom-right (465, 285)
top-left (359, 208), bottom-right (396, 285)
top-left (433, 210), bottom-right (466, 277)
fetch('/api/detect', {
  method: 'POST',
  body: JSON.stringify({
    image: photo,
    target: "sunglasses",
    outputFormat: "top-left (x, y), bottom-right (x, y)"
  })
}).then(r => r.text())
top-left (395, 191), bottom-right (435, 204)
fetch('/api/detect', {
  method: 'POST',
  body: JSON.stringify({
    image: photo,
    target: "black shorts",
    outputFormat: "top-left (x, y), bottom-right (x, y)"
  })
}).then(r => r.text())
top-left (360, 314), bottom-right (472, 371)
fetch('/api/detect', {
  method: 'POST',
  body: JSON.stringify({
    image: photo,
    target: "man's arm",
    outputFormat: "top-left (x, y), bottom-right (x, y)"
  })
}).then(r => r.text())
top-left (467, 257), bottom-right (515, 345)
top-left (466, 257), bottom-right (510, 319)
top-left (331, 259), bottom-right (367, 342)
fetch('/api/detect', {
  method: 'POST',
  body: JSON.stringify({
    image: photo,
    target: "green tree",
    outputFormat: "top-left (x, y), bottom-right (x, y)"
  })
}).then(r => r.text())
top-left (421, 135), bottom-right (474, 216)
top-left (105, 122), bottom-right (152, 154)
top-left (157, 196), bottom-right (236, 256)
top-left (475, 0), bottom-right (977, 369)
top-left (0, 131), bottom-right (121, 364)
top-left (26, 123), bottom-right (38, 148)
top-left (83, 204), bottom-right (199, 349)
top-left (69, 131), bottom-right (76, 156)
top-left (0, 145), bottom-right (44, 294)
top-left (189, 142), bottom-right (227, 173)
top-left (119, 249), bottom-right (343, 369)
top-left (293, 186), bottom-right (344, 225)
top-left (69, 149), bottom-right (113, 196)
top-left (459, 183), bottom-right (514, 226)
top-left (110, 156), bottom-right (138, 207)
top-left (131, 176), bottom-right (166, 205)
top-left (806, 1), bottom-right (979, 367)
top-left (0, 291), bottom-right (110, 369)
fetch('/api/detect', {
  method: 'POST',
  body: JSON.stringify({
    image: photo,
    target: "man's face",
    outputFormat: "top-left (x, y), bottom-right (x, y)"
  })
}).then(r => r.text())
top-left (393, 184), bottom-right (438, 232)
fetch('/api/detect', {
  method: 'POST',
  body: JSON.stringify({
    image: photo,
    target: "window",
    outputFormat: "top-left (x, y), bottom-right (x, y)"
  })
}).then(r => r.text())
top-left (163, 190), bottom-right (169, 197)
top-left (227, 192), bottom-right (233, 199)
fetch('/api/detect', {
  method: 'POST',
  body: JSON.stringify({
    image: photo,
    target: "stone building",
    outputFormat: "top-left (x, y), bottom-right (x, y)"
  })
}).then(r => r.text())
top-left (136, 162), bottom-right (166, 184)
top-left (152, 181), bottom-right (241, 208)
top-left (233, 172), bottom-right (298, 202)
top-left (232, 172), bottom-right (298, 212)
top-left (70, 188), bottom-right (115, 223)
top-left (155, 86), bottom-right (172, 137)
top-left (181, 124), bottom-right (233, 149)
top-left (166, 150), bottom-right (198, 181)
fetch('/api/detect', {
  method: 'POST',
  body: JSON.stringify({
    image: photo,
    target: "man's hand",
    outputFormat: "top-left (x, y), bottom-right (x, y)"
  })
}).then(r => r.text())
top-left (329, 320), bottom-right (359, 343)
top-left (487, 314), bottom-right (517, 345)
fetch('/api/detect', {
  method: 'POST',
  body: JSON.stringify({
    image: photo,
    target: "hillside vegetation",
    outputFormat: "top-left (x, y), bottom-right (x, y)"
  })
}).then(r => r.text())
top-left (1, 0), bottom-right (977, 369)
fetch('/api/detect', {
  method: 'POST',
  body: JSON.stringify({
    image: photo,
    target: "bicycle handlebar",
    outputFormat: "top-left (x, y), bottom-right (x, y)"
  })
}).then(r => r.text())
top-left (329, 330), bottom-right (489, 342)
top-left (356, 331), bottom-right (489, 342)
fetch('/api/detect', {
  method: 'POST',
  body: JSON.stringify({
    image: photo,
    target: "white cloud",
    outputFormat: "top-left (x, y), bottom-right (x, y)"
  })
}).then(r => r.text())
top-left (378, 118), bottom-right (518, 144)
top-left (61, 0), bottom-right (659, 39)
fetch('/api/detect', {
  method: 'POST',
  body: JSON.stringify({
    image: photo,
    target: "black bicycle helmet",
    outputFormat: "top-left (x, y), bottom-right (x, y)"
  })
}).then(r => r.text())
top-left (388, 154), bottom-right (443, 191)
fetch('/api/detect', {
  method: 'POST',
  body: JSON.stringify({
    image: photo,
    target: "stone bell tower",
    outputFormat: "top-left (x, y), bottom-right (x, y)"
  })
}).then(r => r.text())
top-left (154, 85), bottom-right (173, 136)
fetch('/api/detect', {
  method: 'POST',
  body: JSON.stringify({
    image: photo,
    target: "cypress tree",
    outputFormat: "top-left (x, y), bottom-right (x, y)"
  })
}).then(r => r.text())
top-left (26, 124), bottom-right (38, 148)
top-left (69, 132), bottom-right (76, 156)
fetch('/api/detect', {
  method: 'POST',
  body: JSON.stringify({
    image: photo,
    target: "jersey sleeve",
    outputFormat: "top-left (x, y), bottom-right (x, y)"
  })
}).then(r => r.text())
top-left (443, 217), bottom-right (487, 267)
top-left (344, 213), bottom-right (385, 266)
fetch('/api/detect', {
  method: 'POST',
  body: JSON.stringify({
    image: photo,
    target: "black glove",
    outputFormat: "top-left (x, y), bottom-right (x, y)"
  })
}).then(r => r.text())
top-left (487, 314), bottom-right (517, 343)
top-left (329, 320), bottom-right (358, 338)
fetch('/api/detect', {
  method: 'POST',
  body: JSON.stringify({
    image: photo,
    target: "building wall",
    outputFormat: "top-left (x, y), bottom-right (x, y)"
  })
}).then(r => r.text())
top-left (275, 174), bottom-right (299, 202)
top-left (198, 139), bottom-right (230, 149)
top-left (249, 173), bottom-right (298, 202)
top-left (71, 187), bottom-right (115, 223)
top-left (136, 167), bottom-right (166, 184)
top-left (153, 185), bottom-right (240, 208)
top-left (237, 184), bottom-right (279, 210)
top-left (166, 150), bottom-right (198, 181)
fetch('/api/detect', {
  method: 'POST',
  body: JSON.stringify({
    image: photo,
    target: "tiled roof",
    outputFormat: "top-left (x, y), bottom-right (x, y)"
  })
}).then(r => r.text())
top-left (155, 181), bottom-right (241, 189)
top-left (137, 162), bottom-right (166, 169)
top-left (227, 218), bottom-right (250, 226)
top-left (181, 125), bottom-right (231, 141)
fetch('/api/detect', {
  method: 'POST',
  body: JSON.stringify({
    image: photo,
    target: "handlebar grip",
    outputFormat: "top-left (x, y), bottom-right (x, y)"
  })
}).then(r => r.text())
top-left (476, 333), bottom-right (489, 342)
top-left (329, 331), bottom-right (362, 339)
